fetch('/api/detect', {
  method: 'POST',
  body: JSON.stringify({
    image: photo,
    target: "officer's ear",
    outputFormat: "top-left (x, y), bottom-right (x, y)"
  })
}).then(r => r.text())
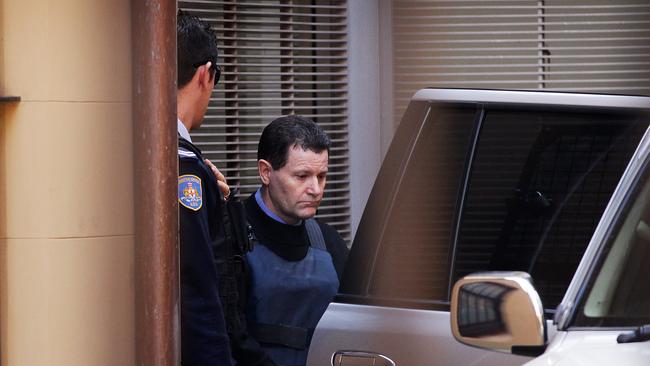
top-left (197, 61), bottom-right (213, 90)
top-left (258, 159), bottom-right (272, 185)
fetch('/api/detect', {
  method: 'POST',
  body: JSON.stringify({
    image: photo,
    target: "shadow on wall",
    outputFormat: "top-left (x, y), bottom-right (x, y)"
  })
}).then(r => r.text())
top-left (0, 103), bottom-right (19, 364)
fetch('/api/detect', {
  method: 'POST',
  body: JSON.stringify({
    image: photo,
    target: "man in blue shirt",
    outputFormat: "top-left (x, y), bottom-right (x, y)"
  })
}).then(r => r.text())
top-left (243, 115), bottom-right (348, 366)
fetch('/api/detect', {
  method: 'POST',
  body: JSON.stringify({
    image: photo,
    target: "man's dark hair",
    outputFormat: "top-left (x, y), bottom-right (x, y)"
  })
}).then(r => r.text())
top-left (258, 115), bottom-right (331, 170)
top-left (177, 10), bottom-right (219, 89)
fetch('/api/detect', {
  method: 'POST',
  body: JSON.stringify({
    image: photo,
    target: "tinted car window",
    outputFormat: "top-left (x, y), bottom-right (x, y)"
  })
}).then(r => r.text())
top-left (342, 102), bottom-right (647, 310)
top-left (453, 109), bottom-right (647, 310)
top-left (368, 105), bottom-right (476, 302)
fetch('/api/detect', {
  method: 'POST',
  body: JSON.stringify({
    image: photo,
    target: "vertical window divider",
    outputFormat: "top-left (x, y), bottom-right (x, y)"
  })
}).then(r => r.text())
top-left (446, 105), bottom-right (486, 301)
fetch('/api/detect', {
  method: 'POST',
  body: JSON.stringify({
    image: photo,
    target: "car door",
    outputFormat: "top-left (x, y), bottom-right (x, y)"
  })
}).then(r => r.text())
top-left (308, 94), bottom-right (649, 366)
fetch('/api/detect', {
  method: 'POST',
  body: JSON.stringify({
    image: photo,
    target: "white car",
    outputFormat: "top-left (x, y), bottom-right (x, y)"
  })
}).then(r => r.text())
top-left (308, 89), bottom-right (650, 366)
top-left (451, 110), bottom-right (650, 365)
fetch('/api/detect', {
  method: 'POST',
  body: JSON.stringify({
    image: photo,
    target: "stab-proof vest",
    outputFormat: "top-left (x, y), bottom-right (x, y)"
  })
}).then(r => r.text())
top-left (246, 220), bottom-right (340, 366)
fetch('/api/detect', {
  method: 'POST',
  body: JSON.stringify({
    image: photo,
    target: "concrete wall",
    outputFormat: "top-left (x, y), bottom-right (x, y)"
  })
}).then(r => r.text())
top-left (347, 0), bottom-right (394, 239)
top-left (0, 0), bottom-right (135, 365)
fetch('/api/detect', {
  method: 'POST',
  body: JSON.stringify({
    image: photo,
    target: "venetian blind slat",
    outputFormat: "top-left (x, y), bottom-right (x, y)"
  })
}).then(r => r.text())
top-left (200, 113), bottom-right (348, 120)
top-left (189, 0), bottom-right (346, 10)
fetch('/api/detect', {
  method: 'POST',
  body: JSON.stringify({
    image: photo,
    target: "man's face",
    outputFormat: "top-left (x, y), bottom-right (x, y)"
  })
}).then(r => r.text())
top-left (261, 145), bottom-right (328, 225)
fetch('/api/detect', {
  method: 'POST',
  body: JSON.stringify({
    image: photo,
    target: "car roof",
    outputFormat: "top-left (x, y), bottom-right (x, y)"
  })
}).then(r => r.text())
top-left (412, 88), bottom-right (650, 109)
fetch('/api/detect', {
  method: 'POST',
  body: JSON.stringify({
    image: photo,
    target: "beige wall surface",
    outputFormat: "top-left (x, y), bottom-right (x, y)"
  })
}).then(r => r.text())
top-left (1, 0), bottom-right (134, 365)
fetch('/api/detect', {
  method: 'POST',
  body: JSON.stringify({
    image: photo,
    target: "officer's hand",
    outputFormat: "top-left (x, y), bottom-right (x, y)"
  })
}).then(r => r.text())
top-left (204, 158), bottom-right (230, 200)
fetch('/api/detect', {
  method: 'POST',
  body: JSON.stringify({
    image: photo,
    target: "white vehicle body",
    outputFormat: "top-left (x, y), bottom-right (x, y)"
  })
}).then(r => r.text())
top-left (526, 331), bottom-right (649, 366)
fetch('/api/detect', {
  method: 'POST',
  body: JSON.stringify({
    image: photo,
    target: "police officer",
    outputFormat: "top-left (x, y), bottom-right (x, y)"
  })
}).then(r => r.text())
top-left (177, 11), bottom-right (232, 366)
top-left (177, 12), bottom-right (276, 366)
top-left (244, 115), bottom-right (349, 366)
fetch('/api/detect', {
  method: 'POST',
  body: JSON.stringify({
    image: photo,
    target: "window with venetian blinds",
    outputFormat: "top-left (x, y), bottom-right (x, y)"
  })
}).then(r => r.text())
top-left (179, 0), bottom-right (351, 240)
top-left (392, 0), bottom-right (650, 126)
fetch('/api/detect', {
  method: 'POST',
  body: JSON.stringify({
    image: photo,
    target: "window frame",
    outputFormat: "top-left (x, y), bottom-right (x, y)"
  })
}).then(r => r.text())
top-left (178, 0), bottom-right (352, 239)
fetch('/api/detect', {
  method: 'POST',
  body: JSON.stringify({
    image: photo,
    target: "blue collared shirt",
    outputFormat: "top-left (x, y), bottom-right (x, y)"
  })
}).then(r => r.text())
top-left (255, 188), bottom-right (303, 226)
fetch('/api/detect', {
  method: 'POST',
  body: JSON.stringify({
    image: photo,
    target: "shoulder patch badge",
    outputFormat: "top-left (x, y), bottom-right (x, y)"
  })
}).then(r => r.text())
top-left (178, 175), bottom-right (203, 211)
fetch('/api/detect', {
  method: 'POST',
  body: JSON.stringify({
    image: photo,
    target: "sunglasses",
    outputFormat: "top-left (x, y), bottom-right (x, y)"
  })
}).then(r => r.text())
top-left (193, 61), bottom-right (221, 85)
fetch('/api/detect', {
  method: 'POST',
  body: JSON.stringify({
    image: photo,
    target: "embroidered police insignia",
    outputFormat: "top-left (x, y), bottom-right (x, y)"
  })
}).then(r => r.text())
top-left (178, 175), bottom-right (203, 211)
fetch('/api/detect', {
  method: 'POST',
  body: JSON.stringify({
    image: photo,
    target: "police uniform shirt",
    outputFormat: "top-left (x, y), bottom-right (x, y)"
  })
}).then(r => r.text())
top-left (178, 119), bottom-right (233, 366)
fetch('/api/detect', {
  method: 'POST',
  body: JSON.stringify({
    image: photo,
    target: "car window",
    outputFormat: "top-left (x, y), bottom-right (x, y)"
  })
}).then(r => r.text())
top-left (343, 102), bottom-right (647, 311)
top-left (573, 157), bottom-right (650, 327)
top-left (368, 105), bottom-right (476, 303)
top-left (453, 109), bottom-right (647, 311)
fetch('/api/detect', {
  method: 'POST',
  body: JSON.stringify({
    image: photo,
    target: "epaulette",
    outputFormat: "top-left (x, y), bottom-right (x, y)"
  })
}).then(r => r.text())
top-left (178, 147), bottom-right (198, 159)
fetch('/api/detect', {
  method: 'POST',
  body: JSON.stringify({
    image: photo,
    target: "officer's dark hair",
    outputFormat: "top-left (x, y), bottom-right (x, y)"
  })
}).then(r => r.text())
top-left (177, 10), bottom-right (219, 89)
top-left (258, 115), bottom-right (331, 170)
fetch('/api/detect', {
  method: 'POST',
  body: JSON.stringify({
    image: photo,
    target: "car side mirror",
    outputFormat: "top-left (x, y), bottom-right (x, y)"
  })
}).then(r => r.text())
top-left (450, 271), bottom-right (547, 356)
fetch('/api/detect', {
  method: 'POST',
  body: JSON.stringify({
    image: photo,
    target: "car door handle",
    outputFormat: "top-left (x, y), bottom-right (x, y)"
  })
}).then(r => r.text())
top-left (332, 350), bottom-right (396, 366)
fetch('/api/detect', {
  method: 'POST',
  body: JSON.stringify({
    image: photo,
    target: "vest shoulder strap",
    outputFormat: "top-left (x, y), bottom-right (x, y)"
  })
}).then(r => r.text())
top-left (305, 218), bottom-right (326, 251)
